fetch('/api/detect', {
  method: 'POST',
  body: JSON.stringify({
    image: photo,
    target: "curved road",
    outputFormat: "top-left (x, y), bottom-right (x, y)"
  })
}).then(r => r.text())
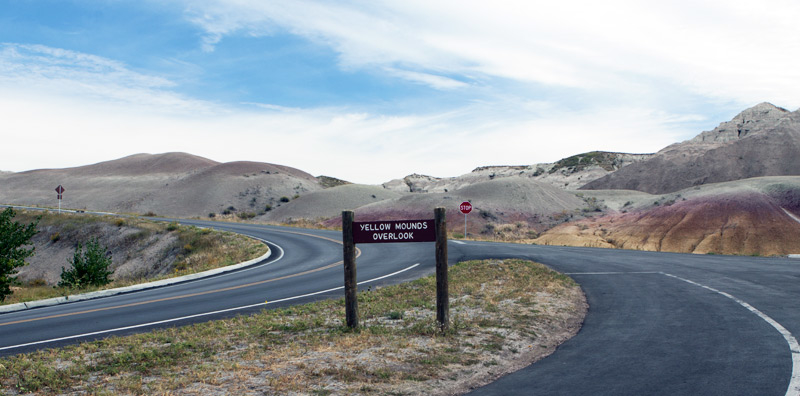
top-left (1, 220), bottom-right (798, 395)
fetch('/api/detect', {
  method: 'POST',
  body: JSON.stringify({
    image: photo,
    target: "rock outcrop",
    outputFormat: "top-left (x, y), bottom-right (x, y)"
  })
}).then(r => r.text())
top-left (581, 103), bottom-right (800, 194)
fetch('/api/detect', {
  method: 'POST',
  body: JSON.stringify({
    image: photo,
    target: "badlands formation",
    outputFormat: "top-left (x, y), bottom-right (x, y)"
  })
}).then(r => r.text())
top-left (1, 102), bottom-right (799, 256)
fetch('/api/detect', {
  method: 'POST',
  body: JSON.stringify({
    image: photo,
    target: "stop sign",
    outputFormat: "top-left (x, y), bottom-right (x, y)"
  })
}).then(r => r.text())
top-left (459, 201), bottom-right (472, 214)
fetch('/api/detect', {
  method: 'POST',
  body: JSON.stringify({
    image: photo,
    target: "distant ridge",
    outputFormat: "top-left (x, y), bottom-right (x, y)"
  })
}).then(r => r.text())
top-left (581, 103), bottom-right (800, 194)
top-left (0, 152), bottom-right (322, 217)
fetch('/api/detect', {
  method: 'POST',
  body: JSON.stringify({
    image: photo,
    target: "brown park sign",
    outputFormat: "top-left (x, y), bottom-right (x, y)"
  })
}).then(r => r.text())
top-left (352, 219), bottom-right (436, 244)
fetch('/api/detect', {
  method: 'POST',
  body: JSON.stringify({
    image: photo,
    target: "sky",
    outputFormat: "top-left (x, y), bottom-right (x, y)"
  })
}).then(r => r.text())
top-left (1, 0), bottom-right (799, 184)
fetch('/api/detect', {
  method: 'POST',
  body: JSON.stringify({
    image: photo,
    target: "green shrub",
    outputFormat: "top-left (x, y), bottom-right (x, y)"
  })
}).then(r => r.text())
top-left (279, 196), bottom-right (290, 203)
top-left (0, 208), bottom-right (39, 301)
top-left (59, 238), bottom-right (113, 289)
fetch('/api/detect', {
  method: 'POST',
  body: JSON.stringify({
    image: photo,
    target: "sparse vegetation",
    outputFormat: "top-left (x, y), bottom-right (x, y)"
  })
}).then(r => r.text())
top-left (549, 151), bottom-right (619, 174)
top-left (581, 196), bottom-right (605, 213)
top-left (237, 211), bottom-right (256, 220)
top-left (1, 212), bottom-right (268, 306)
top-left (316, 175), bottom-right (351, 188)
top-left (0, 259), bottom-right (584, 395)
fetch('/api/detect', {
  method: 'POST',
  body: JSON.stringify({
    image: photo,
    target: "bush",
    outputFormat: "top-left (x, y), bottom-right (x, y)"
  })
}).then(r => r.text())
top-left (0, 208), bottom-right (39, 302)
top-left (237, 212), bottom-right (256, 219)
top-left (279, 196), bottom-right (290, 203)
top-left (59, 238), bottom-right (113, 289)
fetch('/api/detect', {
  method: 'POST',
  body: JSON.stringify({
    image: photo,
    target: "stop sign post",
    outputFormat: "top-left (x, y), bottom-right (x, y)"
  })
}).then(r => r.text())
top-left (460, 201), bottom-right (472, 238)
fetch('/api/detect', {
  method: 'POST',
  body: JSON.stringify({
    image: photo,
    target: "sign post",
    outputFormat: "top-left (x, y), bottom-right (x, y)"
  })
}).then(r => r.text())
top-left (342, 211), bottom-right (358, 329)
top-left (459, 201), bottom-right (472, 238)
top-left (342, 208), bottom-right (449, 331)
top-left (55, 185), bottom-right (65, 214)
top-left (435, 207), bottom-right (448, 331)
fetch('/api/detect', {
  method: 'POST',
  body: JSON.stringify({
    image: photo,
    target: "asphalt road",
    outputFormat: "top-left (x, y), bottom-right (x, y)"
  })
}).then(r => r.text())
top-left (1, 219), bottom-right (798, 395)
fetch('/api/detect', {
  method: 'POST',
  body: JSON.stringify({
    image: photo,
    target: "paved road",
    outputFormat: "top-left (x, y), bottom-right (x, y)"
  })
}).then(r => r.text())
top-left (456, 242), bottom-right (800, 396)
top-left (1, 220), bottom-right (798, 395)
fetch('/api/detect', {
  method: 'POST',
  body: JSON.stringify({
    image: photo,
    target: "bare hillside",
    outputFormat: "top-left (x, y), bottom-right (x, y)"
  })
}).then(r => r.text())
top-left (259, 184), bottom-right (405, 223)
top-left (537, 176), bottom-right (800, 255)
top-left (0, 153), bottom-right (323, 217)
top-left (582, 103), bottom-right (800, 194)
top-left (326, 177), bottom-right (588, 235)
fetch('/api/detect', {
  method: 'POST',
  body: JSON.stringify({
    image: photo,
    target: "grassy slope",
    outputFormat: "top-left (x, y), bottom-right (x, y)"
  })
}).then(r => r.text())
top-left (4, 211), bottom-right (268, 305)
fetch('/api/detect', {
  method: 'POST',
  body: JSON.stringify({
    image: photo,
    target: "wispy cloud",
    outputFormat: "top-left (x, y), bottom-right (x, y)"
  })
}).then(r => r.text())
top-left (0, 43), bottom-right (215, 114)
top-left (180, 0), bottom-right (800, 105)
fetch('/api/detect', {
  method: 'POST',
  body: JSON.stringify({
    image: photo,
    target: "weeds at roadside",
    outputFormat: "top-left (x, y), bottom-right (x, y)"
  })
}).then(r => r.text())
top-left (0, 259), bottom-right (583, 395)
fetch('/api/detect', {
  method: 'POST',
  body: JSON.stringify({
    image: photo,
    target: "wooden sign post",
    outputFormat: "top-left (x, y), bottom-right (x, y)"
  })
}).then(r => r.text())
top-left (342, 208), bottom-right (449, 331)
top-left (434, 207), bottom-right (448, 331)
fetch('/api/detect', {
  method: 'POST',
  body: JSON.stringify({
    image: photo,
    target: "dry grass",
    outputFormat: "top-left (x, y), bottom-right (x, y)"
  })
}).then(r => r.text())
top-left (3, 212), bottom-right (268, 305)
top-left (0, 259), bottom-right (586, 395)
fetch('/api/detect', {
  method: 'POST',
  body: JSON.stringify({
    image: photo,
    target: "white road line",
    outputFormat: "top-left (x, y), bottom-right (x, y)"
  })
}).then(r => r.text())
top-left (0, 263), bottom-right (420, 352)
top-left (451, 240), bottom-right (467, 245)
top-left (564, 271), bottom-right (660, 275)
top-left (663, 272), bottom-right (800, 396)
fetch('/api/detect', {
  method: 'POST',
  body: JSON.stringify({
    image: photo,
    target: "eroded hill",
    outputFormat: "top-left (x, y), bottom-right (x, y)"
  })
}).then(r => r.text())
top-left (581, 103), bottom-right (800, 194)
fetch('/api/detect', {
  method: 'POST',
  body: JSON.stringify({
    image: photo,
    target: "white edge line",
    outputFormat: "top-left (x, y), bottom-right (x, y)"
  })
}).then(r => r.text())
top-left (662, 272), bottom-right (800, 396)
top-left (0, 237), bottom-right (281, 314)
top-left (564, 271), bottom-right (660, 275)
top-left (0, 263), bottom-right (421, 352)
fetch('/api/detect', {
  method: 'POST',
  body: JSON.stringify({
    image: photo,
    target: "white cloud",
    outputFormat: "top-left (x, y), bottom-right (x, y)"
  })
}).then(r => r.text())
top-left (0, 43), bottom-right (217, 114)
top-left (179, 0), bottom-right (800, 107)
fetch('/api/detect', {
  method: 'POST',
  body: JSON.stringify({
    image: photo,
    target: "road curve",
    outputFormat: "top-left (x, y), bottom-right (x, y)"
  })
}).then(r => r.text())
top-left (1, 220), bottom-right (799, 395)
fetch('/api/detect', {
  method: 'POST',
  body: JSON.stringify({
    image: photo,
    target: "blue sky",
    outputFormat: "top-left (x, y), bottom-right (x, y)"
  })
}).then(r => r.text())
top-left (2, 1), bottom-right (799, 184)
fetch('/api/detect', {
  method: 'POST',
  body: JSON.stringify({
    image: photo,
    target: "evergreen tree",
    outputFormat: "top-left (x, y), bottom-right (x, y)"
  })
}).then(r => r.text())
top-left (0, 208), bottom-right (39, 302)
top-left (59, 238), bottom-right (113, 289)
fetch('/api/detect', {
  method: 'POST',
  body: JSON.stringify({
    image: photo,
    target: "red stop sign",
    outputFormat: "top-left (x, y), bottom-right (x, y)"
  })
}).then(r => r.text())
top-left (459, 201), bottom-right (472, 214)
